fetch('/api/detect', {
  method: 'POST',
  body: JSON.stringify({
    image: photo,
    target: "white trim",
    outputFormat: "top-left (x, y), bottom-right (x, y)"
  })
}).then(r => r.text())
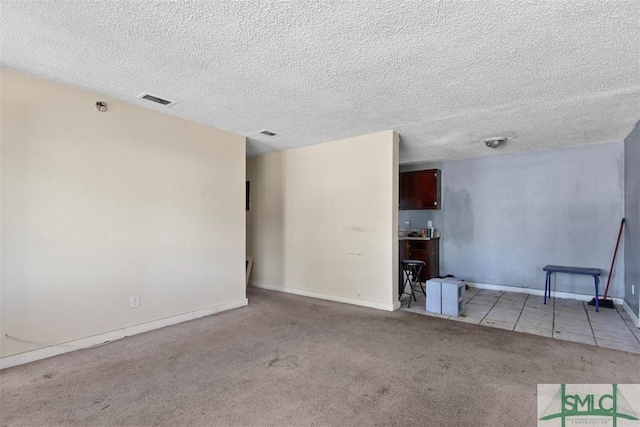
top-left (250, 281), bottom-right (398, 312)
top-left (0, 298), bottom-right (248, 370)
top-left (464, 281), bottom-right (625, 305)
top-left (622, 300), bottom-right (640, 328)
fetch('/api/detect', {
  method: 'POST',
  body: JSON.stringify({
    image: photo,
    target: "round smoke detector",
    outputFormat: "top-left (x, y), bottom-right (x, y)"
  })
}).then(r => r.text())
top-left (483, 137), bottom-right (507, 149)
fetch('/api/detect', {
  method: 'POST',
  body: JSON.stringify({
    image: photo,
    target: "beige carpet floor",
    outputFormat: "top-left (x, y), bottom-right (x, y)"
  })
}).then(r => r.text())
top-left (1, 288), bottom-right (639, 426)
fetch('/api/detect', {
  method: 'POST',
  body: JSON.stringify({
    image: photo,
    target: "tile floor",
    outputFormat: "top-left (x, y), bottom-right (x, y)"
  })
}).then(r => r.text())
top-left (402, 287), bottom-right (640, 354)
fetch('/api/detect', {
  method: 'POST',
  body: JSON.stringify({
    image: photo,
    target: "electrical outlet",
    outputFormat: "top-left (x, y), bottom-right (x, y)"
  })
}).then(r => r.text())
top-left (405, 220), bottom-right (410, 229)
top-left (130, 295), bottom-right (140, 308)
top-left (632, 284), bottom-right (635, 295)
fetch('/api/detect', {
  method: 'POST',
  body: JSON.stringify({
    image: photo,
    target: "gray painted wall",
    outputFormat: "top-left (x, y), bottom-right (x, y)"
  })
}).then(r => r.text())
top-left (624, 121), bottom-right (640, 315)
top-left (400, 141), bottom-right (625, 298)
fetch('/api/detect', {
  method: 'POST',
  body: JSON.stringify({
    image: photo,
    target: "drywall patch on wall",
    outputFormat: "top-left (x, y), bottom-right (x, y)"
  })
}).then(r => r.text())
top-left (445, 188), bottom-right (474, 246)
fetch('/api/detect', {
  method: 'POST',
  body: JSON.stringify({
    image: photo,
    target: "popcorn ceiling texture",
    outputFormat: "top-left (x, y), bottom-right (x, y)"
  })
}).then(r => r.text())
top-left (1, 1), bottom-right (638, 162)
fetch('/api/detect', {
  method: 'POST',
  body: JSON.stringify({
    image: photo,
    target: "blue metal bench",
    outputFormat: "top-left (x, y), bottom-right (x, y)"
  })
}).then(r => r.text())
top-left (543, 265), bottom-right (601, 312)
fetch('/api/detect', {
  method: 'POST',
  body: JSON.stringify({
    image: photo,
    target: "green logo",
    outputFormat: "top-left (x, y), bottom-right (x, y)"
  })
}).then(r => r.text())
top-left (539, 384), bottom-right (638, 427)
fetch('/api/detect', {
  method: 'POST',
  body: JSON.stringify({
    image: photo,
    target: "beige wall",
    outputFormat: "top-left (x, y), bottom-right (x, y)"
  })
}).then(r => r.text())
top-left (247, 131), bottom-right (399, 310)
top-left (1, 69), bottom-right (247, 358)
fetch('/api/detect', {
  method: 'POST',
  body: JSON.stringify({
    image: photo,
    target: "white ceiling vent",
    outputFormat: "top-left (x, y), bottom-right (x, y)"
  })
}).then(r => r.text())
top-left (258, 130), bottom-right (278, 136)
top-left (137, 93), bottom-right (176, 107)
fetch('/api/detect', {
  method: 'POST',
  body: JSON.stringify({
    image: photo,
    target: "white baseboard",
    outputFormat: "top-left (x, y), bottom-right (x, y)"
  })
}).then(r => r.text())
top-left (250, 281), bottom-right (398, 312)
top-left (464, 281), bottom-right (625, 305)
top-left (622, 301), bottom-right (640, 328)
top-left (0, 298), bottom-right (248, 370)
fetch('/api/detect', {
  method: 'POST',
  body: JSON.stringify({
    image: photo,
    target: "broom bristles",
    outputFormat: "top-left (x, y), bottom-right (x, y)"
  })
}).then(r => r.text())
top-left (588, 298), bottom-right (615, 309)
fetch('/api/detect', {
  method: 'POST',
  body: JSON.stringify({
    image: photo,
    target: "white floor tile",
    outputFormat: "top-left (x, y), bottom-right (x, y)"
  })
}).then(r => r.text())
top-left (595, 338), bottom-right (640, 354)
top-left (622, 320), bottom-right (640, 343)
top-left (590, 323), bottom-right (630, 335)
top-left (519, 312), bottom-right (553, 322)
top-left (468, 297), bottom-right (499, 306)
top-left (400, 289), bottom-right (637, 354)
top-left (554, 332), bottom-right (596, 345)
top-left (514, 324), bottom-right (552, 337)
top-left (591, 329), bottom-right (637, 343)
top-left (519, 319), bottom-right (553, 327)
top-left (450, 316), bottom-right (483, 324)
top-left (553, 326), bottom-right (593, 337)
top-left (480, 319), bottom-right (516, 330)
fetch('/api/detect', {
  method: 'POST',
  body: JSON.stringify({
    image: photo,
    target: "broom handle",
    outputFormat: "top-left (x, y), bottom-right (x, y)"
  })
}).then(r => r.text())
top-left (603, 218), bottom-right (625, 299)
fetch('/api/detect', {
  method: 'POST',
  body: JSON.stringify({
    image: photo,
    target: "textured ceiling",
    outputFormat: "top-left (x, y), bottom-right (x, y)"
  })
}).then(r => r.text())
top-left (1, 1), bottom-right (639, 163)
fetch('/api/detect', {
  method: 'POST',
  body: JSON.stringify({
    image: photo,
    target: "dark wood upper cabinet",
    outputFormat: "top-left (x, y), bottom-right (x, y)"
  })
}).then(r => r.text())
top-left (399, 169), bottom-right (440, 210)
top-left (399, 172), bottom-right (417, 210)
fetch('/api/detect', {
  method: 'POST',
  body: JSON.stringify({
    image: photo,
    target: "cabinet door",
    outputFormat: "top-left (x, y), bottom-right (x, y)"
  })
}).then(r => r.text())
top-left (407, 241), bottom-right (430, 281)
top-left (399, 172), bottom-right (417, 210)
top-left (415, 169), bottom-right (439, 209)
top-left (407, 240), bottom-right (440, 281)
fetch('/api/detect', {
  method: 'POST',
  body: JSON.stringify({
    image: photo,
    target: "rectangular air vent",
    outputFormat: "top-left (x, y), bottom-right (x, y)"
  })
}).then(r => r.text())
top-left (259, 130), bottom-right (277, 136)
top-left (137, 93), bottom-right (175, 107)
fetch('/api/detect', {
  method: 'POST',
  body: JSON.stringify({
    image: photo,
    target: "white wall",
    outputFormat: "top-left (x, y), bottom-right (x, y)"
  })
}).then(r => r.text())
top-left (1, 69), bottom-right (247, 358)
top-left (247, 131), bottom-right (399, 310)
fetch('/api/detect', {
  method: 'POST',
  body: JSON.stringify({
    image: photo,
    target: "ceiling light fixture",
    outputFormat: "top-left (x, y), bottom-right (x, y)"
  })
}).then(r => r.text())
top-left (483, 137), bottom-right (507, 149)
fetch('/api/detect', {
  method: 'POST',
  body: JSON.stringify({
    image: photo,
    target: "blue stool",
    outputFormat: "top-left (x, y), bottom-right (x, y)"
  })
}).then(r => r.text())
top-left (401, 260), bottom-right (426, 308)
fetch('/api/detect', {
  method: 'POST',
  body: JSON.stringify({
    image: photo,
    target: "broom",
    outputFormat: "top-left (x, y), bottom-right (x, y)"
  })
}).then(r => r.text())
top-left (589, 218), bottom-right (625, 309)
